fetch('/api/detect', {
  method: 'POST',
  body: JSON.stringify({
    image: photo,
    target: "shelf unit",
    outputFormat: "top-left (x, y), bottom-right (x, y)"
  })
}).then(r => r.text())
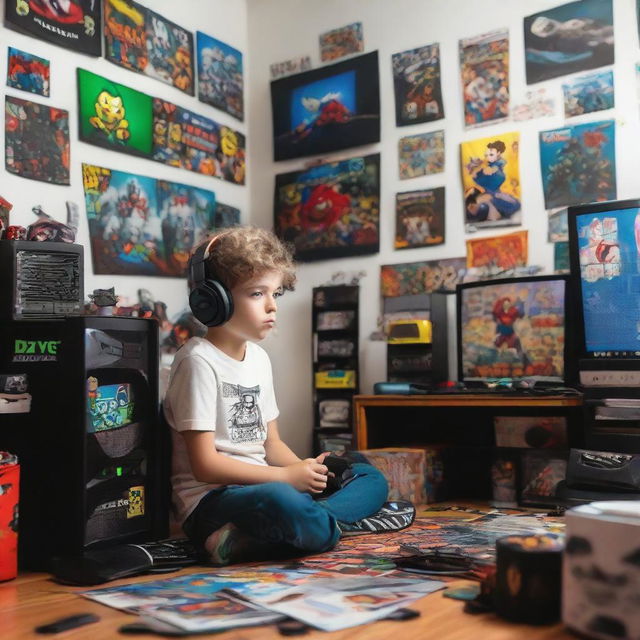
top-left (311, 285), bottom-right (359, 455)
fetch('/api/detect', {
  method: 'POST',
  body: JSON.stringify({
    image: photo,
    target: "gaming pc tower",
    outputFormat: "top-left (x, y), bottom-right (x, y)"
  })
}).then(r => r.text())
top-left (0, 316), bottom-right (168, 570)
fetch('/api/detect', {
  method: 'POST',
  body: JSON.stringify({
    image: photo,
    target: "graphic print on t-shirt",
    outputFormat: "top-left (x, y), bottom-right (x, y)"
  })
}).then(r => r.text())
top-left (222, 382), bottom-right (265, 442)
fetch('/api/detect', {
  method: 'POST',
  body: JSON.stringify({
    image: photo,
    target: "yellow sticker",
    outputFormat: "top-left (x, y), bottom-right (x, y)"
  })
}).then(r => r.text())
top-left (127, 486), bottom-right (144, 518)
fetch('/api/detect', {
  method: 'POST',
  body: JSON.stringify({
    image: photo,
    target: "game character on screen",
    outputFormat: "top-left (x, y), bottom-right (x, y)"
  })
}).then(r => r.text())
top-left (164, 226), bottom-right (389, 565)
top-left (492, 296), bottom-right (529, 365)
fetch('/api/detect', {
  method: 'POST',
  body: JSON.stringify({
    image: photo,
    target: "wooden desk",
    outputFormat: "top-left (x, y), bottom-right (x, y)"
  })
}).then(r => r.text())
top-left (3, 567), bottom-right (575, 639)
top-left (354, 393), bottom-right (583, 449)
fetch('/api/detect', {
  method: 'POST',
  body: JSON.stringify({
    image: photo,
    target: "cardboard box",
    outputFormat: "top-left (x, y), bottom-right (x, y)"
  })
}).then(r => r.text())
top-left (358, 447), bottom-right (445, 504)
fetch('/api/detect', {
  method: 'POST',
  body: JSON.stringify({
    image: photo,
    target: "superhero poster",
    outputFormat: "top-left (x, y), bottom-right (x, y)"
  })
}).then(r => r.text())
top-left (77, 67), bottom-right (153, 158)
top-left (562, 70), bottom-right (614, 118)
top-left (466, 230), bottom-right (528, 273)
top-left (459, 277), bottom-right (567, 383)
top-left (398, 130), bottom-right (444, 180)
top-left (395, 188), bottom-right (445, 250)
top-left (5, 96), bottom-right (69, 185)
top-left (539, 119), bottom-right (616, 210)
top-left (380, 257), bottom-right (467, 298)
top-left (392, 43), bottom-right (444, 127)
top-left (461, 131), bottom-right (521, 231)
top-left (196, 32), bottom-right (244, 121)
top-left (319, 22), bottom-right (364, 62)
top-left (7, 47), bottom-right (50, 97)
top-left (274, 154), bottom-right (380, 262)
top-left (152, 98), bottom-right (246, 185)
top-left (459, 29), bottom-right (509, 128)
top-left (5, 0), bottom-right (101, 56)
top-left (104, 0), bottom-right (194, 96)
top-left (82, 163), bottom-right (215, 277)
top-left (524, 0), bottom-right (614, 85)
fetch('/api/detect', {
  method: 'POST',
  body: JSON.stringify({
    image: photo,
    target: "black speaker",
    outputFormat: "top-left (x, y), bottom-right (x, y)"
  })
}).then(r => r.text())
top-left (188, 237), bottom-right (233, 327)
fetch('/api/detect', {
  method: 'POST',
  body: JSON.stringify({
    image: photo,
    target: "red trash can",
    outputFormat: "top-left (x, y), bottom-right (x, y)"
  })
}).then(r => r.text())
top-left (0, 452), bottom-right (19, 581)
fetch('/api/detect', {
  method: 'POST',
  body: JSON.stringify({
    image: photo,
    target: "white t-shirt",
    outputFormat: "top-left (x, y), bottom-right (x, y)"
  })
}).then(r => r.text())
top-left (163, 337), bottom-right (279, 524)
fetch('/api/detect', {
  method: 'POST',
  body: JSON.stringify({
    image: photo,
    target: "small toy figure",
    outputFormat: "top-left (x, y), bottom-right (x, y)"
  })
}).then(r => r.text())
top-left (27, 205), bottom-right (76, 242)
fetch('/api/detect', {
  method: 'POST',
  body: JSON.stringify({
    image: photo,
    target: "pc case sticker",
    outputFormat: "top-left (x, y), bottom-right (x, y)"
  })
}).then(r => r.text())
top-left (82, 163), bottom-right (215, 277)
top-left (196, 32), bottom-right (243, 121)
top-left (0, 373), bottom-right (31, 414)
top-left (398, 130), bottom-right (445, 180)
top-left (461, 131), bottom-right (521, 232)
top-left (104, 0), bottom-right (194, 96)
top-left (539, 119), bottom-right (616, 210)
top-left (12, 339), bottom-right (61, 362)
top-left (7, 47), bottom-right (50, 96)
top-left (524, 0), bottom-right (614, 85)
top-left (392, 43), bottom-right (444, 127)
top-left (380, 257), bottom-right (467, 298)
top-left (127, 486), bottom-right (144, 518)
top-left (319, 22), bottom-right (364, 62)
top-left (459, 29), bottom-right (509, 128)
top-left (5, 0), bottom-right (102, 56)
top-left (5, 95), bottom-right (70, 185)
top-left (395, 188), bottom-right (445, 250)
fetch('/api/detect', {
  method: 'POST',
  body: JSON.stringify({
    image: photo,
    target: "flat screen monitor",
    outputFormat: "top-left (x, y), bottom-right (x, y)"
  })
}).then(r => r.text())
top-left (567, 198), bottom-right (640, 360)
top-left (456, 275), bottom-right (572, 385)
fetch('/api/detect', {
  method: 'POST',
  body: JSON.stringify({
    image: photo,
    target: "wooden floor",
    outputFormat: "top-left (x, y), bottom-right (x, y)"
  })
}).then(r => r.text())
top-left (2, 565), bottom-right (575, 639)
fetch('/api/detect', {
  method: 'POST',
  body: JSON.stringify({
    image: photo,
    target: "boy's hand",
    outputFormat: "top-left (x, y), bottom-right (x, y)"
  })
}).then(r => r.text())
top-left (282, 456), bottom-right (329, 493)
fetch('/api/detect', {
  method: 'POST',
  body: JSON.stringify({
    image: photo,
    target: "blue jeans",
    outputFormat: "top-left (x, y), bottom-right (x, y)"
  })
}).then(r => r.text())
top-left (183, 463), bottom-right (388, 558)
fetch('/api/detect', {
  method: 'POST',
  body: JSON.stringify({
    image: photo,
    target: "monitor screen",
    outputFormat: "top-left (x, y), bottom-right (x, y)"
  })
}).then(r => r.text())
top-left (568, 199), bottom-right (640, 358)
top-left (457, 275), bottom-right (569, 384)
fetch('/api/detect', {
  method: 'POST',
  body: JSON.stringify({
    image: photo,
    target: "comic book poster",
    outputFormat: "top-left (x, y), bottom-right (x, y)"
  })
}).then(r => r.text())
top-left (82, 163), bottom-right (214, 277)
top-left (7, 47), bottom-right (50, 96)
top-left (548, 207), bottom-right (568, 243)
top-left (196, 32), bottom-right (243, 121)
top-left (539, 120), bottom-right (616, 210)
top-left (511, 88), bottom-right (555, 121)
top-left (459, 29), bottom-right (509, 128)
top-left (270, 55), bottom-right (312, 80)
top-left (494, 416), bottom-right (568, 448)
top-left (466, 231), bottom-right (528, 271)
top-left (5, 96), bottom-right (69, 185)
top-left (524, 0), bottom-right (614, 84)
top-left (392, 43), bottom-right (444, 126)
top-left (104, 0), bottom-right (194, 95)
top-left (5, 0), bottom-right (101, 56)
top-left (554, 241), bottom-right (570, 273)
top-left (459, 276), bottom-right (566, 382)
top-left (395, 188), bottom-right (445, 250)
top-left (214, 202), bottom-right (240, 229)
top-left (461, 132), bottom-right (521, 231)
top-left (562, 70), bottom-right (614, 118)
top-left (520, 451), bottom-right (567, 506)
top-left (398, 130), bottom-right (444, 180)
top-left (380, 257), bottom-right (467, 297)
top-left (274, 154), bottom-right (380, 262)
top-left (152, 99), bottom-right (246, 185)
top-left (319, 22), bottom-right (363, 62)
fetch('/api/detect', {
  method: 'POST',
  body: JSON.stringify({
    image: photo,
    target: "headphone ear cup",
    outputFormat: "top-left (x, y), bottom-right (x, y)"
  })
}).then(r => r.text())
top-left (189, 280), bottom-right (234, 327)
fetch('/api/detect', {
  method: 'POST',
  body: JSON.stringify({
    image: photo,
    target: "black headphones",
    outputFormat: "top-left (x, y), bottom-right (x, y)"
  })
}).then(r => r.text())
top-left (188, 235), bottom-right (234, 327)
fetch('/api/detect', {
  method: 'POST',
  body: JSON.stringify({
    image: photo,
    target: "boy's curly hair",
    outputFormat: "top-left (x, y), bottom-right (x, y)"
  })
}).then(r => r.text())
top-left (203, 226), bottom-right (297, 291)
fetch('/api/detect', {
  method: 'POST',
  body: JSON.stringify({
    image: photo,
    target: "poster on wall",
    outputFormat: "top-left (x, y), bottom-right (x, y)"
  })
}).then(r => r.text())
top-left (539, 120), bottom-right (616, 210)
top-left (214, 202), bottom-right (241, 229)
top-left (5, 95), bottom-right (69, 185)
top-left (380, 257), bottom-right (467, 298)
top-left (5, 0), bottom-right (102, 56)
top-left (7, 47), bottom-right (50, 96)
top-left (460, 132), bottom-right (521, 231)
top-left (196, 32), bottom-right (244, 120)
top-left (82, 163), bottom-right (215, 277)
top-left (548, 207), bottom-right (568, 243)
top-left (524, 0), bottom-right (614, 85)
top-left (398, 130), bottom-right (444, 180)
top-left (395, 188), bottom-right (445, 250)
top-left (274, 153), bottom-right (380, 262)
top-left (392, 43), bottom-right (444, 127)
top-left (77, 67), bottom-right (153, 158)
top-left (152, 98), bottom-right (246, 185)
top-left (104, 0), bottom-right (194, 95)
top-left (270, 51), bottom-right (380, 161)
top-left (562, 70), bottom-right (614, 118)
top-left (466, 231), bottom-right (528, 272)
top-left (459, 29), bottom-right (509, 128)
top-left (319, 22), bottom-right (364, 62)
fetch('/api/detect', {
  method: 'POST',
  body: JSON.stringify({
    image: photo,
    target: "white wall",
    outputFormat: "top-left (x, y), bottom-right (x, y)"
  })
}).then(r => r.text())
top-left (246, 0), bottom-right (640, 456)
top-left (1, 0), bottom-right (249, 320)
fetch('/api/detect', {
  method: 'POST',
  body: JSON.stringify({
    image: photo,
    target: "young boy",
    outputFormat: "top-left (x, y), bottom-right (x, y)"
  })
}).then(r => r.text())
top-left (164, 226), bottom-right (388, 565)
